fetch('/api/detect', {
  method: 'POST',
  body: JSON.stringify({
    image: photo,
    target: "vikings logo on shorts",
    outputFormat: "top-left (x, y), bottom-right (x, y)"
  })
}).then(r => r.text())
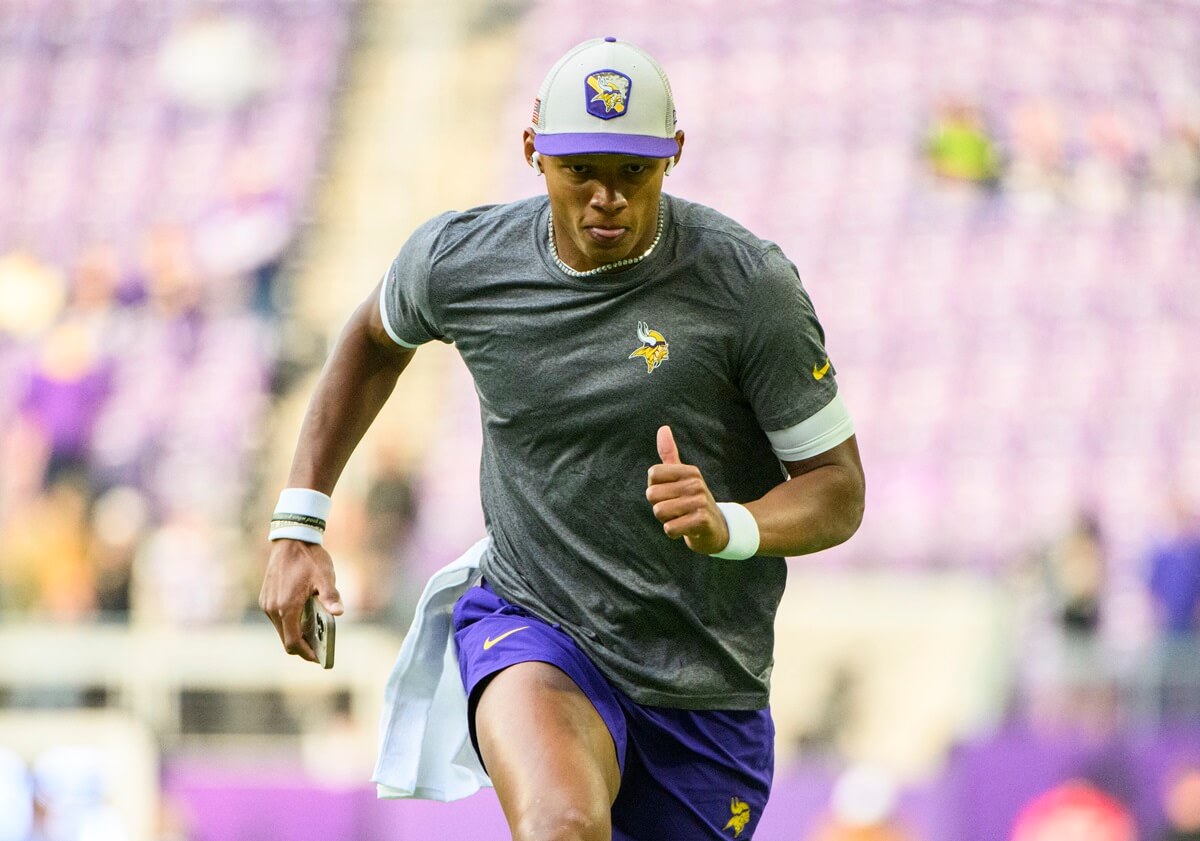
top-left (629, 321), bottom-right (668, 373)
top-left (723, 797), bottom-right (751, 837)
top-left (585, 70), bottom-right (631, 120)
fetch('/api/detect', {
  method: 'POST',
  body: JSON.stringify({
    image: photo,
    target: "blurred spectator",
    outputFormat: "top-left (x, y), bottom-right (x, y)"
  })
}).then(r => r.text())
top-left (90, 225), bottom-right (202, 488)
top-left (18, 317), bottom-right (115, 485)
top-left (361, 443), bottom-right (418, 617)
top-left (156, 8), bottom-right (281, 112)
top-left (192, 148), bottom-right (292, 314)
top-left (1069, 109), bottom-right (1139, 215)
top-left (136, 224), bottom-right (202, 326)
top-left (1047, 513), bottom-right (1107, 637)
top-left (1017, 513), bottom-right (1124, 733)
top-left (1146, 497), bottom-right (1200, 720)
top-left (807, 765), bottom-right (916, 841)
top-left (925, 97), bottom-right (1001, 187)
top-left (1161, 764), bottom-right (1200, 841)
top-left (62, 245), bottom-right (140, 364)
top-left (0, 408), bottom-right (53, 528)
top-left (0, 472), bottom-right (94, 618)
top-left (0, 251), bottom-right (65, 341)
top-left (69, 245), bottom-right (130, 323)
top-left (1146, 498), bottom-right (1200, 636)
top-left (131, 512), bottom-right (236, 626)
top-left (1009, 779), bottom-right (1137, 841)
top-left (1148, 108), bottom-right (1200, 199)
top-left (88, 485), bottom-right (151, 618)
top-left (1005, 98), bottom-right (1066, 210)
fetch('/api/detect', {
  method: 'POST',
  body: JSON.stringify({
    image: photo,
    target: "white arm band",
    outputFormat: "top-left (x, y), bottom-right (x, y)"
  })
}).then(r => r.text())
top-left (710, 502), bottom-right (761, 560)
top-left (766, 393), bottom-right (854, 461)
top-left (268, 488), bottom-right (333, 545)
top-left (378, 272), bottom-right (421, 348)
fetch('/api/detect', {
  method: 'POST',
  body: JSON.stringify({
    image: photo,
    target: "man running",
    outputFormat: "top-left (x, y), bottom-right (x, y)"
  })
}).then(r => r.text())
top-left (261, 36), bottom-right (865, 841)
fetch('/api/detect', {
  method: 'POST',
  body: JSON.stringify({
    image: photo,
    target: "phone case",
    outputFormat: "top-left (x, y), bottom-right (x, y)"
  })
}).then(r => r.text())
top-left (301, 596), bottom-right (336, 669)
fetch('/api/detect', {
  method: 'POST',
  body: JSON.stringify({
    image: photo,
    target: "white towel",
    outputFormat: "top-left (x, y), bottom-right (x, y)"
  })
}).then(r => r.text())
top-left (372, 538), bottom-right (492, 801)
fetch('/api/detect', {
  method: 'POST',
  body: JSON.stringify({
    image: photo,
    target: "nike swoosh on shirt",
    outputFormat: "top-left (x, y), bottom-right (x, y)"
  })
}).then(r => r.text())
top-left (813, 358), bottom-right (832, 380)
top-left (483, 626), bottom-right (531, 650)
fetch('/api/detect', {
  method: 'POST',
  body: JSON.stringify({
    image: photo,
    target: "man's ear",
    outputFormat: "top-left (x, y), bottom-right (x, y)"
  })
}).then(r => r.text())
top-left (666, 130), bottom-right (685, 176)
top-left (523, 128), bottom-right (540, 174)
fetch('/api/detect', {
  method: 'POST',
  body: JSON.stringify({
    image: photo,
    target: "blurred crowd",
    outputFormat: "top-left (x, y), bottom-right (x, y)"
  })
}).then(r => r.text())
top-left (0, 222), bottom-right (276, 625)
top-left (0, 221), bottom-right (418, 624)
top-left (1011, 498), bottom-right (1200, 730)
top-left (0, 0), bottom-right (400, 628)
top-left (925, 96), bottom-right (1200, 212)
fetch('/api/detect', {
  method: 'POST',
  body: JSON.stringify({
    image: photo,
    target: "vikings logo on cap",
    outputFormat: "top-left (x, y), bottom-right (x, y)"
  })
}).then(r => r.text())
top-left (585, 70), bottom-right (631, 120)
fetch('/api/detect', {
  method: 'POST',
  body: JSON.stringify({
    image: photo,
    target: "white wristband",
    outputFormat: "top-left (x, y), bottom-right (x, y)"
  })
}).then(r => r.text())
top-left (275, 488), bottom-right (332, 520)
top-left (268, 488), bottom-right (332, 545)
top-left (710, 502), bottom-right (761, 560)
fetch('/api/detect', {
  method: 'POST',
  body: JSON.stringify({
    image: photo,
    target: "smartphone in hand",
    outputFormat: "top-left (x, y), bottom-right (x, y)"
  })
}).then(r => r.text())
top-left (302, 596), bottom-right (336, 669)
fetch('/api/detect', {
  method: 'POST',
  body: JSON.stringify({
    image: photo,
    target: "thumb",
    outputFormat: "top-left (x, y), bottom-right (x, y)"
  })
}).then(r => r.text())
top-left (657, 425), bottom-right (682, 465)
top-left (317, 580), bottom-right (344, 616)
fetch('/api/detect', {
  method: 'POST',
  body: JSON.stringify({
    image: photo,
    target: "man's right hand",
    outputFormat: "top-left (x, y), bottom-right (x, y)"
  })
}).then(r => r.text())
top-left (259, 539), bottom-right (344, 663)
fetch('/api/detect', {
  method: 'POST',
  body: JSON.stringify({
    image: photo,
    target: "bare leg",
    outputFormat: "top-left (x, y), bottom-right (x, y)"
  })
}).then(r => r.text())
top-left (475, 661), bottom-right (621, 841)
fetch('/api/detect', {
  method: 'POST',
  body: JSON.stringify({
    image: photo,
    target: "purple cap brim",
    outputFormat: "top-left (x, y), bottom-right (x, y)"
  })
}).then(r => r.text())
top-left (534, 132), bottom-right (679, 158)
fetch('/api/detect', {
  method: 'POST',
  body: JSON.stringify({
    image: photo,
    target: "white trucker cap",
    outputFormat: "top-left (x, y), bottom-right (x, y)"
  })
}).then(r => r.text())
top-left (531, 36), bottom-right (679, 158)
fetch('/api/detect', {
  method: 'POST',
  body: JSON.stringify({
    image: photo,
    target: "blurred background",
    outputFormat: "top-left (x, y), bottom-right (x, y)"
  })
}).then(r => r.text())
top-left (1, 0), bottom-right (1199, 838)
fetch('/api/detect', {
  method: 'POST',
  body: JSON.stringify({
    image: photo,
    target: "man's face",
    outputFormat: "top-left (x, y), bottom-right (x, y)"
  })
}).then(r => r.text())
top-left (525, 129), bottom-right (684, 273)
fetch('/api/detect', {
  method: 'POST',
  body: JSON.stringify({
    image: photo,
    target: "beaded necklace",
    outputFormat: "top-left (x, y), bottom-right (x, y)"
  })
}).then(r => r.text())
top-left (548, 199), bottom-right (665, 278)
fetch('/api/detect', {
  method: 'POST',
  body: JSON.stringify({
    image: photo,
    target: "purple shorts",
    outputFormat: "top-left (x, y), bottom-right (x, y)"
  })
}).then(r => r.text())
top-left (453, 581), bottom-right (774, 840)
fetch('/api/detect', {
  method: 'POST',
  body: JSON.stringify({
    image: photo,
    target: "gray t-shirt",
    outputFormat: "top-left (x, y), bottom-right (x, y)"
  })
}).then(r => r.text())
top-left (383, 194), bottom-right (838, 709)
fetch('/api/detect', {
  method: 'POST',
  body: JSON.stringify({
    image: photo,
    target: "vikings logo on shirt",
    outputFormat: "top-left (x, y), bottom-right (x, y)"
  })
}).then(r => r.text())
top-left (629, 321), bottom-right (668, 373)
top-left (585, 70), bottom-right (631, 120)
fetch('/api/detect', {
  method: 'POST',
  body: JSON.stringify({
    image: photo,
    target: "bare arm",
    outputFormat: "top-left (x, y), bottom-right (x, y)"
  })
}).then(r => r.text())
top-left (260, 281), bottom-right (415, 661)
top-left (746, 435), bottom-right (865, 556)
top-left (647, 427), bottom-right (865, 558)
top-left (285, 280), bottom-right (416, 492)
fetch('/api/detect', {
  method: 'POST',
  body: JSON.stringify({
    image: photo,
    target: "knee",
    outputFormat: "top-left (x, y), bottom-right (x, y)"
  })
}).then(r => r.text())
top-left (513, 803), bottom-right (610, 841)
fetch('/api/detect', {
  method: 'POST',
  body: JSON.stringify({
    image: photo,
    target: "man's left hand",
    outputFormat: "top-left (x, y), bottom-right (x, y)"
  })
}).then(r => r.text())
top-left (646, 425), bottom-right (730, 555)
